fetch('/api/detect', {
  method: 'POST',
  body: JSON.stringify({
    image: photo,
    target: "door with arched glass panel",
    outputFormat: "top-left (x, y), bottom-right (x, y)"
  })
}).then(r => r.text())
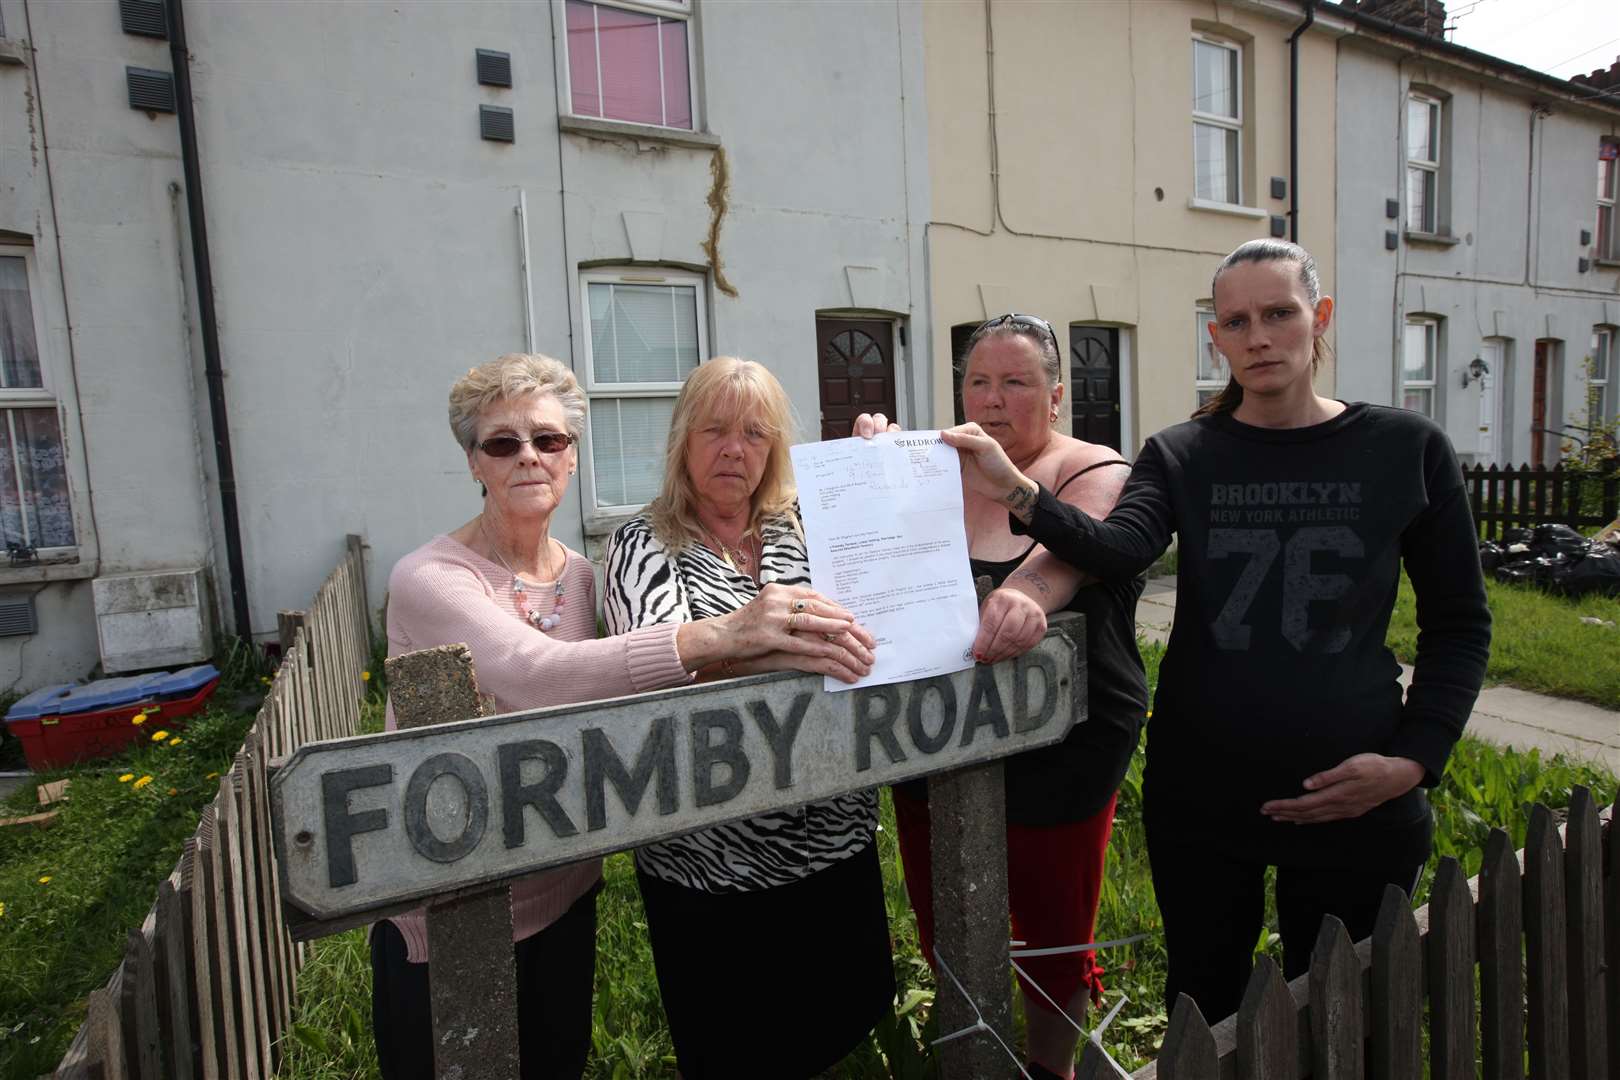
top-left (1069, 325), bottom-right (1121, 450)
top-left (816, 317), bottom-right (896, 439)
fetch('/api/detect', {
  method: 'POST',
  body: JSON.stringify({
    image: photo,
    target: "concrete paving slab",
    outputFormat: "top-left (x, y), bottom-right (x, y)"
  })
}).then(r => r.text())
top-left (0, 771), bottom-right (32, 802)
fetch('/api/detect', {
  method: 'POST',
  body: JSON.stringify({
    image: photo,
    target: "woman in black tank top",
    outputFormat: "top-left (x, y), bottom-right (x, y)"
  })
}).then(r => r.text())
top-left (888, 315), bottom-right (1149, 1080)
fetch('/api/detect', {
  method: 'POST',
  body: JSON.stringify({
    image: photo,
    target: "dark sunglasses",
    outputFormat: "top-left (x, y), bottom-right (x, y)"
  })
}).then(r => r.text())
top-left (477, 432), bottom-right (576, 457)
top-left (976, 312), bottom-right (1061, 359)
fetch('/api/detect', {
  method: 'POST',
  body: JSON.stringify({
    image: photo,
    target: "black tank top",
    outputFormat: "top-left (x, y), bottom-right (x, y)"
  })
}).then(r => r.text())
top-left (895, 460), bottom-right (1150, 825)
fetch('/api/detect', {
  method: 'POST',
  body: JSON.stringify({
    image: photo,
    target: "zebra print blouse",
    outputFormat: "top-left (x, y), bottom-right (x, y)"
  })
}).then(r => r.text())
top-left (604, 512), bottom-right (879, 894)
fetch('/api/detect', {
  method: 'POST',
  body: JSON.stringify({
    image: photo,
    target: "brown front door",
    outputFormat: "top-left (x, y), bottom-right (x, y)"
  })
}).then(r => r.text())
top-left (1069, 325), bottom-right (1122, 450)
top-left (816, 317), bottom-right (897, 439)
top-left (1532, 340), bottom-right (1548, 467)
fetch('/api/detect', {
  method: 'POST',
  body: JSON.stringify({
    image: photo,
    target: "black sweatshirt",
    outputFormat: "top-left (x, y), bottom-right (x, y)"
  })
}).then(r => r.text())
top-left (1012, 404), bottom-right (1491, 865)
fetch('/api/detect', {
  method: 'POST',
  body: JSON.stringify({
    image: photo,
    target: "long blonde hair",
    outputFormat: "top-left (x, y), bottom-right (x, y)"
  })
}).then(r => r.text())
top-left (646, 357), bottom-right (798, 550)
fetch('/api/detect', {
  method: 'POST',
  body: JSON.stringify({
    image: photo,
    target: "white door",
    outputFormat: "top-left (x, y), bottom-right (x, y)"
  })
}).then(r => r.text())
top-left (1478, 340), bottom-right (1504, 464)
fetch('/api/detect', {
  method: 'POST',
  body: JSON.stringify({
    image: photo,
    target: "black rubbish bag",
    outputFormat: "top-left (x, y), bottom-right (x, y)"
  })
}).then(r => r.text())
top-left (1550, 548), bottom-right (1620, 598)
top-left (1532, 523), bottom-right (1588, 559)
top-left (1501, 527), bottom-right (1535, 546)
top-left (1478, 540), bottom-right (1504, 570)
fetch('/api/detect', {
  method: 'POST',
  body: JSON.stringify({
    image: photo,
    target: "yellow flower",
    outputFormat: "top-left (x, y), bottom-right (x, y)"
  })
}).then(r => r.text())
top-left (132, 776), bottom-right (153, 790)
top-left (259, 676), bottom-right (271, 685)
top-left (167, 737), bottom-right (182, 747)
top-left (0, 901), bottom-right (6, 917)
top-left (206, 772), bottom-right (219, 780)
top-left (37, 876), bottom-right (51, 885)
top-left (167, 788), bottom-right (178, 796)
top-left (131, 714), bottom-right (146, 726)
top-left (362, 670), bottom-right (372, 682)
top-left (150, 730), bottom-right (170, 742)
top-left (118, 773), bottom-right (134, 783)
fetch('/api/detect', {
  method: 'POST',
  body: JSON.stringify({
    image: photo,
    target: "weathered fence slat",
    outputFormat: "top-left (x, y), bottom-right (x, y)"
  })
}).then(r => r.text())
top-left (233, 754), bottom-right (278, 1075)
top-left (387, 643), bottom-right (522, 1080)
top-left (196, 811), bottom-right (236, 1080)
top-left (1477, 828), bottom-right (1525, 1080)
top-left (1525, 803), bottom-right (1572, 1080)
top-left (119, 931), bottom-right (161, 1080)
top-left (153, 880), bottom-right (197, 1080)
top-left (216, 781), bottom-right (264, 1080)
top-left (83, 980), bottom-right (128, 1080)
top-left (1369, 883), bottom-right (1421, 1080)
top-left (243, 732), bottom-right (293, 1057)
top-left (346, 533), bottom-right (373, 654)
top-left (1158, 994), bottom-right (1218, 1080)
top-left (1235, 955), bottom-right (1295, 1080)
top-left (1565, 786), bottom-right (1609, 1080)
top-left (1428, 857), bottom-right (1476, 1080)
top-left (1308, 916), bottom-right (1361, 1080)
top-left (1606, 802), bottom-right (1619, 1075)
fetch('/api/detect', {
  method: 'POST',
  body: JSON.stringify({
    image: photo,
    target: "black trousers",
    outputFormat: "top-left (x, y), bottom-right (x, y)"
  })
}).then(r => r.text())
top-left (369, 884), bottom-right (599, 1080)
top-left (1146, 817), bottom-right (1430, 1027)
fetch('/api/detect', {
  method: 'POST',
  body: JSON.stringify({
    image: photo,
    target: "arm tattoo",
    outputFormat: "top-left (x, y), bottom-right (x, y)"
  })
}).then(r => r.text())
top-left (1003, 481), bottom-right (1035, 513)
top-left (1010, 568), bottom-right (1052, 597)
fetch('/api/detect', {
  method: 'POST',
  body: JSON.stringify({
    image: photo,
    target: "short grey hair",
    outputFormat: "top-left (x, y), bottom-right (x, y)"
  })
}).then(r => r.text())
top-left (447, 353), bottom-right (587, 450)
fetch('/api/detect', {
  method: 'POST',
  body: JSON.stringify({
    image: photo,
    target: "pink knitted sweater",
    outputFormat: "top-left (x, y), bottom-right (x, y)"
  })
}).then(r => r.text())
top-left (382, 533), bottom-right (691, 962)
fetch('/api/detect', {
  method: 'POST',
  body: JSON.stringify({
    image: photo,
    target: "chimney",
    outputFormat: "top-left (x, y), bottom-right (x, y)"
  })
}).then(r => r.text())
top-left (1345, 0), bottom-right (1448, 40)
top-left (1570, 56), bottom-right (1620, 93)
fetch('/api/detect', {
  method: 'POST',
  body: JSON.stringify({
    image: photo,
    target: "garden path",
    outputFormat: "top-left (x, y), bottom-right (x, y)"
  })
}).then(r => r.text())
top-left (1135, 577), bottom-right (1620, 776)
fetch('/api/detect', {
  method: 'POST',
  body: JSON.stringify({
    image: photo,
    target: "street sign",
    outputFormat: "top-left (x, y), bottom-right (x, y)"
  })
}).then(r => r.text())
top-left (270, 622), bottom-right (1083, 925)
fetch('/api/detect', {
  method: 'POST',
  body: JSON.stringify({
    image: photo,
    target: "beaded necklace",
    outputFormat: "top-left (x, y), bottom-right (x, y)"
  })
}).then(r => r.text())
top-left (480, 520), bottom-right (567, 632)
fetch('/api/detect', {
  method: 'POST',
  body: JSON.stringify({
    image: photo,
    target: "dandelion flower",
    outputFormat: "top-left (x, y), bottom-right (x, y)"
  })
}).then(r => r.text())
top-left (362, 670), bottom-right (372, 682)
top-left (150, 730), bottom-right (170, 742)
top-left (206, 772), bottom-right (219, 780)
top-left (168, 737), bottom-right (182, 747)
top-left (260, 676), bottom-right (271, 685)
top-left (131, 714), bottom-right (147, 726)
top-left (133, 776), bottom-right (153, 790)
top-left (37, 876), bottom-right (51, 885)
top-left (118, 773), bottom-right (134, 783)
top-left (0, 901), bottom-right (6, 917)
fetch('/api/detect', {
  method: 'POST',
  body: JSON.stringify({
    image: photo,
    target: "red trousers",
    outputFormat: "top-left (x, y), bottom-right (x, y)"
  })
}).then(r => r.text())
top-left (893, 790), bottom-right (1117, 1012)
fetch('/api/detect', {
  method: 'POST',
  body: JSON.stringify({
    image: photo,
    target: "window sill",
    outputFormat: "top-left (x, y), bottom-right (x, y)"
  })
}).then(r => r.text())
top-left (558, 115), bottom-right (721, 152)
top-left (0, 555), bottom-right (93, 586)
top-left (1595, 258), bottom-right (1620, 269)
top-left (584, 510), bottom-right (642, 541)
top-left (1186, 198), bottom-right (1267, 220)
top-left (0, 39), bottom-right (27, 67)
top-left (1404, 230), bottom-right (1461, 248)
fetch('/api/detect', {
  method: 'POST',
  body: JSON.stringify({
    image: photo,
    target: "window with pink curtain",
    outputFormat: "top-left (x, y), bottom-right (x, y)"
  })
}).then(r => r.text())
top-left (566, 0), bottom-right (692, 130)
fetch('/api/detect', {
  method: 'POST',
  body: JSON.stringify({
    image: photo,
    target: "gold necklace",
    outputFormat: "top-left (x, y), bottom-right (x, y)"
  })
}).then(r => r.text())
top-left (703, 527), bottom-right (755, 574)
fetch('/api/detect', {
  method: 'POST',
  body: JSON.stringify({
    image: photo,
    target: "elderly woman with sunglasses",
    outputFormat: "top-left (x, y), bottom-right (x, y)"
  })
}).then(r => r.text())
top-left (371, 353), bottom-right (876, 1080)
top-left (878, 314), bottom-right (1149, 1080)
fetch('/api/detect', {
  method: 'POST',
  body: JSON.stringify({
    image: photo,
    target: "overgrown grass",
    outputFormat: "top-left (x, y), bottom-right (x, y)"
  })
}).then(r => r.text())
top-left (1386, 572), bottom-right (1620, 706)
top-left (277, 640), bottom-right (1616, 1077)
top-left (0, 642), bottom-right (271, 1080)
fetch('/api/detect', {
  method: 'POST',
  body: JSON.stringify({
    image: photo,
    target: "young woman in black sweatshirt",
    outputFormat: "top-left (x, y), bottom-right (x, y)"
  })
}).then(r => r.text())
top-left (946, 240), bottom-right (1491, 1026)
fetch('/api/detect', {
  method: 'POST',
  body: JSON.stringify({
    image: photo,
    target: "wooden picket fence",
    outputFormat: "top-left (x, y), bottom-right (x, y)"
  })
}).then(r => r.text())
top-left (1465, 463), bottom-right (1620, 539)
top-left (50, 536), bottom-right (373, 1080)
top-left (1105, 788), bottom-right (1615, 1080)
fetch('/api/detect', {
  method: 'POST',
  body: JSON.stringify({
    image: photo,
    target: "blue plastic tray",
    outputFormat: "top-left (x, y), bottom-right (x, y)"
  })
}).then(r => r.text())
top-left (5, 664), bottom-right (220, 721)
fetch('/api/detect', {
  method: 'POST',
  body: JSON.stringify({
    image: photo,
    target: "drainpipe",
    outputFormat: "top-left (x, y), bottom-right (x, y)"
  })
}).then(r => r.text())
top-left (165, 0), bottom-right (253, 643)
top-left (1287, 1), bottom-right (1317, 242)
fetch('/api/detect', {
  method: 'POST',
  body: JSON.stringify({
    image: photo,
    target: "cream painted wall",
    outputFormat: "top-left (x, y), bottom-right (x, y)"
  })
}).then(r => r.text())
top-left (922, 0), bottom-right (1337, 450)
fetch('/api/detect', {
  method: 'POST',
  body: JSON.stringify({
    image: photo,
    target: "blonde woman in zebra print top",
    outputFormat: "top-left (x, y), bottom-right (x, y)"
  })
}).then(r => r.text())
top-left (604, 357), bottom-right (895, 1078)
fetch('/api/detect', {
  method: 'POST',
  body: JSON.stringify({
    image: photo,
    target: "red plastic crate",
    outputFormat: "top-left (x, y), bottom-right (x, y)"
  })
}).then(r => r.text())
top-left (5, 678), bottom-right (220, 771)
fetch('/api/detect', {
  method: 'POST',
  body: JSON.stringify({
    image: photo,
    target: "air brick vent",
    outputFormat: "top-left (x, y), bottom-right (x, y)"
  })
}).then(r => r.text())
top-left (120, 0), bottom-right (168, 39)
top-left (480, 105), bottom-right (515, 143)
top-left (126, 67), bottom-right (176, 113)
top-left (0, 595), bottom-right (37, 637)
top-left (476, 49), bottom-right (512, 88)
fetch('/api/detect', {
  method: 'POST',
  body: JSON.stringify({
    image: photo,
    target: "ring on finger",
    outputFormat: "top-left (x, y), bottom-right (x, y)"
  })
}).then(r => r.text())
top-left (792, 599), bottom-right (809, 614)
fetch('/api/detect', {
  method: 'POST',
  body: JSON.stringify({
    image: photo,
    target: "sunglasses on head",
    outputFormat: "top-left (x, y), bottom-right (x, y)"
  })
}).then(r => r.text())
top-left (976, 312), bottom-right (1061, 358)
top-left (477, 432), bottom-right (577, 457)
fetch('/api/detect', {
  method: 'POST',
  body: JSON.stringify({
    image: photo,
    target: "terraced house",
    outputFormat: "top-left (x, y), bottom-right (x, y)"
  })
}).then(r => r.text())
top-left (0, 0), bottom-right (1613, 692)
